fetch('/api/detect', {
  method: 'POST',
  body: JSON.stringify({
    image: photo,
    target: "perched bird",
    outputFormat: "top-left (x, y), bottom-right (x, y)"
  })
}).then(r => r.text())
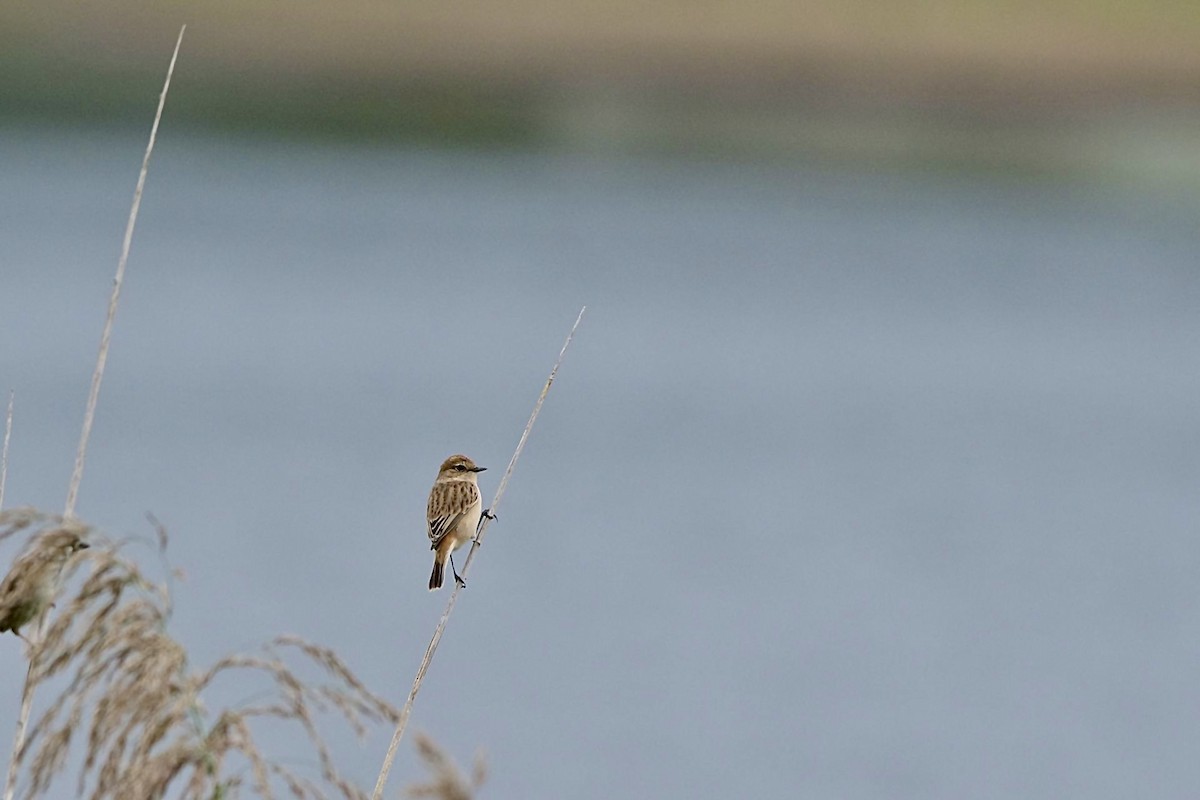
top-left (0, 527), bottom-right (90, 639)
top-left (427, 454), bottom-right (488, 590)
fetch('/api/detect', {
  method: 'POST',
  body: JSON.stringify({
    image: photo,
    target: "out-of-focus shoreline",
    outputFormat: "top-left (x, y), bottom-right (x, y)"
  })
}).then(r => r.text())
top-left (2, 1), bottom-right (1198, 183)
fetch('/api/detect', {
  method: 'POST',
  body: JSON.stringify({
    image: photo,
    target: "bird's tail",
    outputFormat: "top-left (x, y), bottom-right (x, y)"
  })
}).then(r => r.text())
top-left (429, 556), bottom-right (444, 591)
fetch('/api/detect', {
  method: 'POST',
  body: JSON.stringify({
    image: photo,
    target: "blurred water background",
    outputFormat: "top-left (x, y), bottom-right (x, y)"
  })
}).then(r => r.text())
top-left (2, 2), bottom-right (1200, 798)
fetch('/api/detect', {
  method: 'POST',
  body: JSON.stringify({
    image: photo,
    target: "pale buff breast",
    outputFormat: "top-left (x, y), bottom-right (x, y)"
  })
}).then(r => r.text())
top-left (446, 487), bottom-right (483, 551)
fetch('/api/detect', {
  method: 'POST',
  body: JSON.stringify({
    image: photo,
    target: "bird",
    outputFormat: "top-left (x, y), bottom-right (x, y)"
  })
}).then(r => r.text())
top-left (0, 527), bottom-right (90, 640)
top-left (426, 454), bottom-right (488, 590)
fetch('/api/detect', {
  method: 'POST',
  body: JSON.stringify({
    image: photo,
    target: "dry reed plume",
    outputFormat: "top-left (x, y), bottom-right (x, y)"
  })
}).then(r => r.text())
top-left (0, 520), bottom-right (89, 639)
top-left (0, 509), bottom-right (408, 800)
top-left (405, 734), bottom-right (485, 800)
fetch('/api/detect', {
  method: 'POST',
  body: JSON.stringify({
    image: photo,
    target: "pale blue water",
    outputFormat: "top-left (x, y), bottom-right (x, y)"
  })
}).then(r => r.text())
top-left (2, 126), bottom-right (1199, 798)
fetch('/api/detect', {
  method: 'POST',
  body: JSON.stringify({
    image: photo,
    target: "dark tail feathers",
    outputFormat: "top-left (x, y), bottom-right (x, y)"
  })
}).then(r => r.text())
top-left (429, 558), bottom-right (444, 591)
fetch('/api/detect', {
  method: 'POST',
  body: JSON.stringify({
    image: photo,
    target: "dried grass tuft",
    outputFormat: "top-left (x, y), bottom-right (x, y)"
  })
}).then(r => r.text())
top-left (1, 510), bottom-right (401, 800)
top-left (405, 734), bottom-right (485, 800)
top-left (0, 512), bottom-right (90, 640)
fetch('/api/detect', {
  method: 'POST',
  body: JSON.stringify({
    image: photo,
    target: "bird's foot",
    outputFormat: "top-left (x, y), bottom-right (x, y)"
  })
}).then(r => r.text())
top-left (475, 508), bottom-right (497, 539)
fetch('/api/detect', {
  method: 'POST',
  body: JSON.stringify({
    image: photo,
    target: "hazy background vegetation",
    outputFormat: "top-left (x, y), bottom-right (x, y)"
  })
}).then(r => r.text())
top-left (3, 0), bottom-right (1199, 179)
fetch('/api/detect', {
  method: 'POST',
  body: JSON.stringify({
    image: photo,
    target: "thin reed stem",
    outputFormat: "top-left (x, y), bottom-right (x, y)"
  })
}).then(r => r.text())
top-left (370, 306), bottom-right (586, 800)
top-left (64, 26), bottom-right (185, 520)
top-left (0, 392), bottom-right (12, 511)
top-left (3, 27), bottom-right (185, 800)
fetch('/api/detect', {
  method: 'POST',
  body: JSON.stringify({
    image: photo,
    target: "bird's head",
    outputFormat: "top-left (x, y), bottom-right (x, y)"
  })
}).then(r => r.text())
top-left (438, 454), bottom-right (486, 478)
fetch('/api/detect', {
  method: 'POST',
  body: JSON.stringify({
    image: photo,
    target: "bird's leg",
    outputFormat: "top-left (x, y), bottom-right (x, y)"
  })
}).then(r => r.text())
top-left (473, 509), bottom-right (497, 544)
top-left (450, 554), bottom-right (466, 589)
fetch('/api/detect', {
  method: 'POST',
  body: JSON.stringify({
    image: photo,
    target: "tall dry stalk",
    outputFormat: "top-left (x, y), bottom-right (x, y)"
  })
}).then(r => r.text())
top-left (4, 26), bottom-right (186, 800)
top-left (370, 306), bottom-right (586, 800)
top-left (0, 392), bottom-right (12, 511)
top-left (64, 25), bottom-right (185, 519)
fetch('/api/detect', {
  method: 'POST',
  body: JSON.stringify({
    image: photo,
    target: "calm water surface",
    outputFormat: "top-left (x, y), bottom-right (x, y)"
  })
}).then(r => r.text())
top-left (2, 126), bottom-right (1199, 798)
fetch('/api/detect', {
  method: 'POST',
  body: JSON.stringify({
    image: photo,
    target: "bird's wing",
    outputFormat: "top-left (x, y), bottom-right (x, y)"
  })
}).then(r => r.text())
top-left (427, 481), bottom-right (480, 546)
top-left (427, 509), bottom-right (465, 547)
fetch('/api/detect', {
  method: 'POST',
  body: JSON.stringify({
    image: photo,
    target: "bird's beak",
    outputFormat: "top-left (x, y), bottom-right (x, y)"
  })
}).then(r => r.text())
top-left (472, 466), bottom-right (487, 472)
top-left (78, 542), bottom-right (91, 550)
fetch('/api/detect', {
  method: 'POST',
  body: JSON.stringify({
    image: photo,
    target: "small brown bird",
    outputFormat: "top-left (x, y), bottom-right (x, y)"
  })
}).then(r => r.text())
top-left (0, 527), bottom-right (90, 639)
top-left (427, 454), bottom-right (487, 590)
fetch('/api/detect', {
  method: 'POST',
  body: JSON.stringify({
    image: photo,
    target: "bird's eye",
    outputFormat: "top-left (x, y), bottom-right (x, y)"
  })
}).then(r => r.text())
top-left (455, 464), bottom-right (467, 471)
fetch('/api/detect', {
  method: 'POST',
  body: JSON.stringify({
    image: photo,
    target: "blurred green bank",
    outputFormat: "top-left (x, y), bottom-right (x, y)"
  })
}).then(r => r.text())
top-left (2, 0), bottom-right (1198, 181)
